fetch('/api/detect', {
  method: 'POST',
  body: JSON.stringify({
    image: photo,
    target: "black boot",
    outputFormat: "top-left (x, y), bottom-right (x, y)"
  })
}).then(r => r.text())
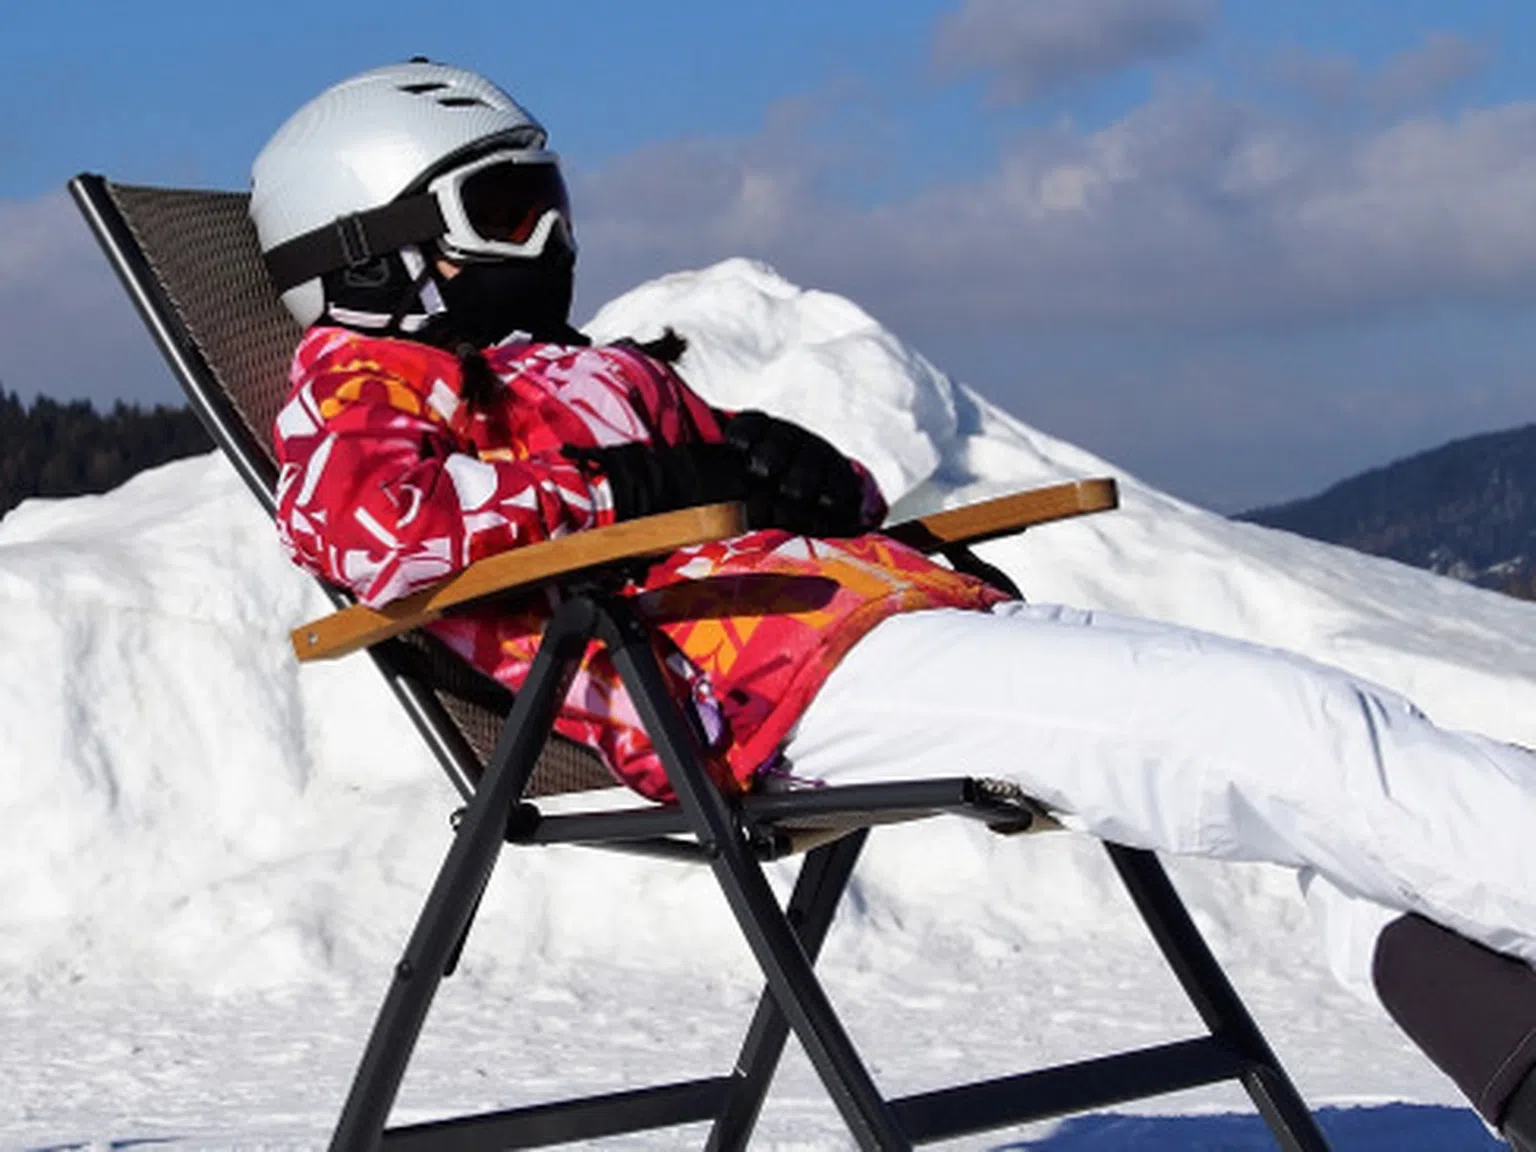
top-left (1505, 1068), bottom-right (1536, 1151)
top-left (1372, 914), bottom-right (1536, 1144)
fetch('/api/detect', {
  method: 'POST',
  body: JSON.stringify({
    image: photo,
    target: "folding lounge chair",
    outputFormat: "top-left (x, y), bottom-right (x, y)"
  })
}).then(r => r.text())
top-left (71, 172), bottom-right (1334, 1152)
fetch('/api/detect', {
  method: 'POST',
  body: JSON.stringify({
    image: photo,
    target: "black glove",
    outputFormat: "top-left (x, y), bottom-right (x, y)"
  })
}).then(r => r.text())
top-left (563, 441), bottom-right (748, 522)
top-left (722, 410), bottom-right (869, 537)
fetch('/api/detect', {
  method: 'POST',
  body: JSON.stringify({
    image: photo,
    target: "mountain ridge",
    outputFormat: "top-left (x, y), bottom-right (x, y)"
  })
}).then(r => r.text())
top-left (1238, 422), bottom-right (1536, 596)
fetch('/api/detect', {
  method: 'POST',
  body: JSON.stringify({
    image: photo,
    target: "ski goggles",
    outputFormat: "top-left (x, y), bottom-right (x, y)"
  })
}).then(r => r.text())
top-left (426, 149), bottom-right (575, 261)
top-left (263, 149), bottom-right (576, 295)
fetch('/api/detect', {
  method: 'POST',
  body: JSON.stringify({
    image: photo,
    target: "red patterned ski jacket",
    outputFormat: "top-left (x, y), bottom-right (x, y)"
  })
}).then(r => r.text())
top-left (273, 326), bottom-right (1011, 800)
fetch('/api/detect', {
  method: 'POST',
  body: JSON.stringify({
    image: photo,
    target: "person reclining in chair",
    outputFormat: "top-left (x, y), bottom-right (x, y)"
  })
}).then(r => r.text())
top-left (253, 60), bottom-right (1536, 1147)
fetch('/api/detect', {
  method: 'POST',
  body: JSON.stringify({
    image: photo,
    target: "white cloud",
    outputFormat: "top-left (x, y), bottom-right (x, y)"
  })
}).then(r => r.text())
top-left (0, 191), bottom-right (176, 407)
top-left (933, 0), bottom-right (1216, 104)
top-left (1274, 32), bottom-right (1489, 116)
top-left (1376, 32), bottom-right (1488, 110)
top-left (573, 90), bottom-right (1536, 336)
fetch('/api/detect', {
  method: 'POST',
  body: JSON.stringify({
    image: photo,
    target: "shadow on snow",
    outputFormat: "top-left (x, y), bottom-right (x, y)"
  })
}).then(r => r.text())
top-left (999, 1103), bottom-right (1502, 1150)
top-left (26, 1140), bottom-right (180, 1151)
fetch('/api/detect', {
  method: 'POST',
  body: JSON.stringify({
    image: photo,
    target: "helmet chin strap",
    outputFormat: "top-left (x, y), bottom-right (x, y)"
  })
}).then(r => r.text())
top-left (389, 246), bottom-right (448, 332)
top-left (321, 244), bottom-right (446, 337)
top-left (320, 234), bottom-right (588, 358)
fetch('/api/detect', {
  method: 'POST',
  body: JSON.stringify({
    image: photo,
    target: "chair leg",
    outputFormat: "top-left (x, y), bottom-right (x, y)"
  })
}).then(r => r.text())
top-left (1104, 843), bottom-right (1332, 1152)
top-left (598, 600), bottom-right (911, 1151)
top-left (706, 830), bottom-right (870, 1152)
top-left (327, 601), bottom-right (599, 1152)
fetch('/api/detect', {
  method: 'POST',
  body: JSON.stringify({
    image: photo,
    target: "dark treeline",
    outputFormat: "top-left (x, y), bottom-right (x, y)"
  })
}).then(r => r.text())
top-left (0, 390), bottom-right (213, 520)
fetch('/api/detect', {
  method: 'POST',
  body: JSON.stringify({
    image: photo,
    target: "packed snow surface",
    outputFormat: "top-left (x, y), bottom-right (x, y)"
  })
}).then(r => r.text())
top-left (1, 258), bottom-right (1528, 1149)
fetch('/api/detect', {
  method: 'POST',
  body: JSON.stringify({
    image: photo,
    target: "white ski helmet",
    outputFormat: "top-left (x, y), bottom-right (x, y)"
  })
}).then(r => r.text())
top-left (250, 59), bottom-right (574, 329)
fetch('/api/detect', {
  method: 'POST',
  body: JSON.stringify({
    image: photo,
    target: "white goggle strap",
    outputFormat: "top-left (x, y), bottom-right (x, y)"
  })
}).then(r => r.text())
top-left (399, 245), bottom-right (447, 320)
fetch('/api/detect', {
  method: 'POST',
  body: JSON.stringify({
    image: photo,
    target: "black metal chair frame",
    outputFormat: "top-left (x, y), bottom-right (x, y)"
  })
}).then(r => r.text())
top-left (71, 171), bottom-right (1332, 1152)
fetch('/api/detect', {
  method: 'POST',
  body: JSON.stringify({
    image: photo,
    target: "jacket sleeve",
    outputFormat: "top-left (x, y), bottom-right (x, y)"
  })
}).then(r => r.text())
top-left (273, 343), bottom-right (616, 608)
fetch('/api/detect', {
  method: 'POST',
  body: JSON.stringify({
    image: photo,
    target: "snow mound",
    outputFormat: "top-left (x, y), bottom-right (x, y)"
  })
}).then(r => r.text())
top-left (586, 257), bottom-right (964, 506)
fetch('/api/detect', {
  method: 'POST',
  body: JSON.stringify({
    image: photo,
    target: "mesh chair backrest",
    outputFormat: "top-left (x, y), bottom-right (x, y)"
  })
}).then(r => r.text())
top-left (109, 185), bottom-right (295, 486)
top-left (93, 179), bottom-right (613, 798)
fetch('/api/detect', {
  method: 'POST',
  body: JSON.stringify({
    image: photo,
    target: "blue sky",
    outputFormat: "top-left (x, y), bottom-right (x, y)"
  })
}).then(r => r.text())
top-left (4, 0), bottom-right (1535, 511)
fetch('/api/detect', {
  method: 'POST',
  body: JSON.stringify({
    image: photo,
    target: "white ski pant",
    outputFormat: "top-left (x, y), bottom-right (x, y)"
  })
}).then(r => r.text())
top-left (782, 602), bottom-right (1536, 996)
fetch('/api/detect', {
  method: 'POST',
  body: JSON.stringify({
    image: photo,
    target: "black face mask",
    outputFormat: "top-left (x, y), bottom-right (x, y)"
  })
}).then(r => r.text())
top-left (435, 238), bottom-right (578, 348)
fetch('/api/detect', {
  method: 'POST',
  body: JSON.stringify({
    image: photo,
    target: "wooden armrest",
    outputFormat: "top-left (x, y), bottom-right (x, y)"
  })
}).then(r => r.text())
top-left (291, 502), bottom-right (749, 662)
top-left (883, 477), bottom-right (1118, 553)
top-left (291, 476), bottom-right (1119, 664)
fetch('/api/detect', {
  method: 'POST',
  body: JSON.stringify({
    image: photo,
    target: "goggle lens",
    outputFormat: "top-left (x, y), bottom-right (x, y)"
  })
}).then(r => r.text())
top-left (460, 160), bottom-right (572, 247)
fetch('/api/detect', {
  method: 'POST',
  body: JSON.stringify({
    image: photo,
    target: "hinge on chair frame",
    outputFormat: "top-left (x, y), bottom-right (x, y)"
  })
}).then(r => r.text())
top-left (973, 778), bottom-right (1061, 834)
top-left (450, 802), bottom-right (543, 841)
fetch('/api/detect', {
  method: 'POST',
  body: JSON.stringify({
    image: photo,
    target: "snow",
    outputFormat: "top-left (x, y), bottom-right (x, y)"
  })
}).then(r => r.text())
top-left (1, 256), bottom-right (1529, 1148)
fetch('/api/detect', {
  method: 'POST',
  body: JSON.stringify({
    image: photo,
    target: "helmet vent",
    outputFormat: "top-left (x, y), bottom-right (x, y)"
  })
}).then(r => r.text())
top-left (399, 81), bottom-right (449, 94)
top-left (438, 96), bottom-right (489, 108)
